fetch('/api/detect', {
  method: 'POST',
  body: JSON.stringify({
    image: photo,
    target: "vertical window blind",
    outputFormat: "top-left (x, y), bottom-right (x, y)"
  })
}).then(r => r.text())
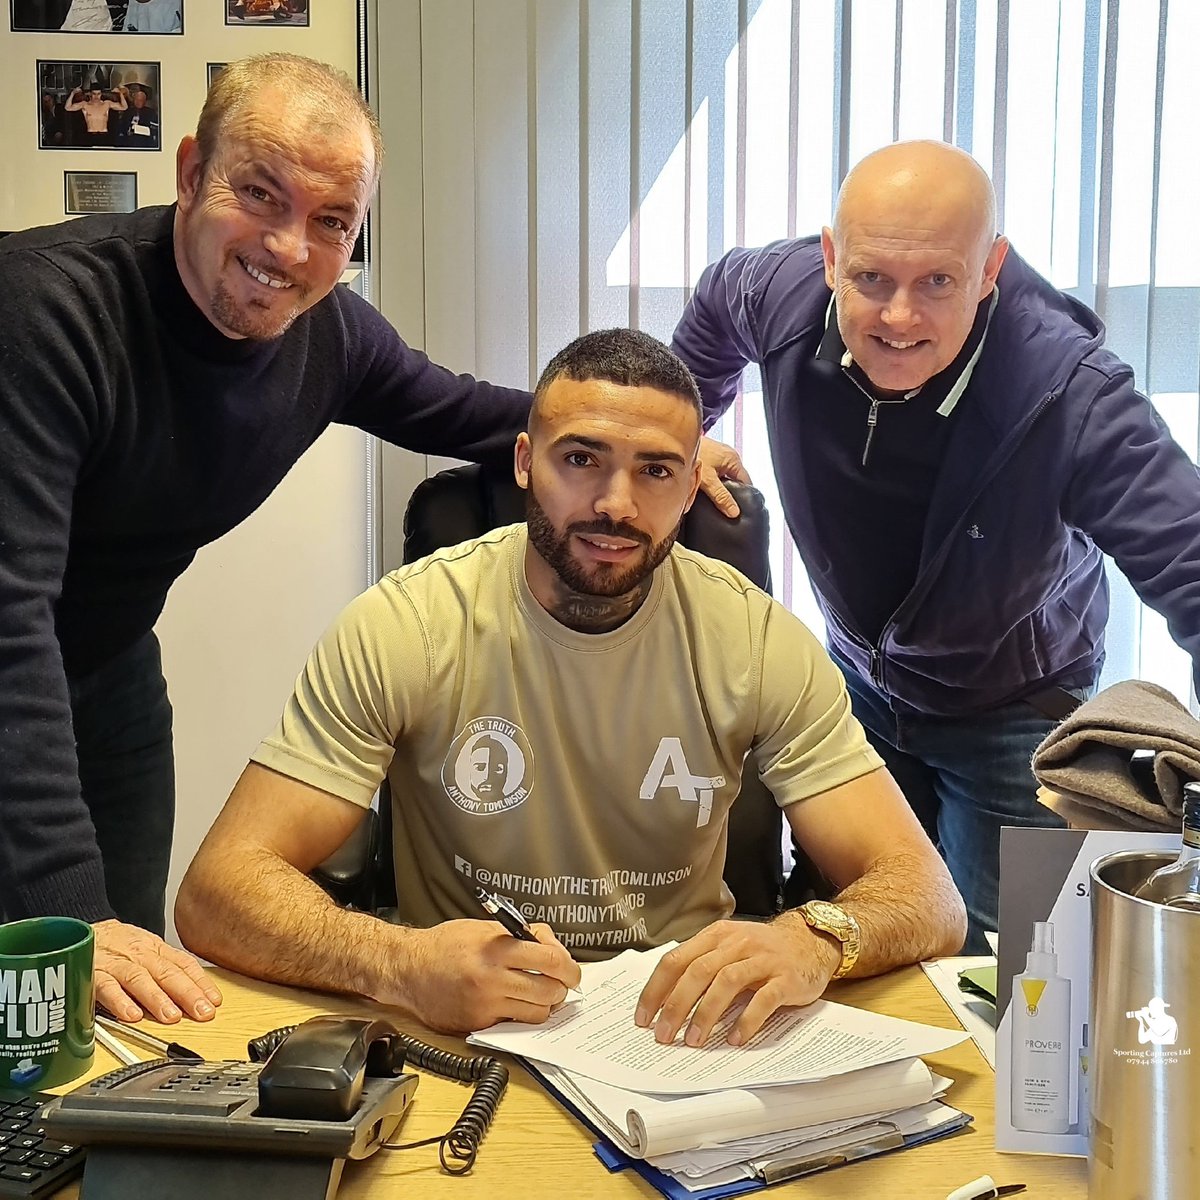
top-left (411, 0), bottom-right (1199, 707)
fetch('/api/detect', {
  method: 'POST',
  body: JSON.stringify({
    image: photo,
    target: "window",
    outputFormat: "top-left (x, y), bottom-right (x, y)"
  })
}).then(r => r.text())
top-left (403, 0), bottom-right (1199, 706)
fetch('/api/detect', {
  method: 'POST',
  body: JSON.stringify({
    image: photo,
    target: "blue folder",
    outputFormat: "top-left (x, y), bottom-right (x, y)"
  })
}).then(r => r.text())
top-left (522, 1060), bottom-right (973, 1199)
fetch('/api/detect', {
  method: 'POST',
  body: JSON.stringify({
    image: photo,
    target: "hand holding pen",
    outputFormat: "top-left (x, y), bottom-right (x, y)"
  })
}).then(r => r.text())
top-left (377, 911), bottom-right (580, 1034)
top-left (476, 887), bottom-right (584, 1000)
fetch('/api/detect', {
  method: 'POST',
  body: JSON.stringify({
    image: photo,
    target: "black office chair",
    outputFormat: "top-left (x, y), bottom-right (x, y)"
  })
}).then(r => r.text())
top-left (316, 462), bottom-right (828, 917)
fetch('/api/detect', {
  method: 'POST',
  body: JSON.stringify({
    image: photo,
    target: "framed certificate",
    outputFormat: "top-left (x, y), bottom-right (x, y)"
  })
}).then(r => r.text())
top-left (64, 171), bottom-right (138, 215)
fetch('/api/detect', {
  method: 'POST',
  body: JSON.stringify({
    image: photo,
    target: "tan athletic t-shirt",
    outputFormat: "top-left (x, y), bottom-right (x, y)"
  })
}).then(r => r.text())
top-left (253, 525), bottom-right (882, 959)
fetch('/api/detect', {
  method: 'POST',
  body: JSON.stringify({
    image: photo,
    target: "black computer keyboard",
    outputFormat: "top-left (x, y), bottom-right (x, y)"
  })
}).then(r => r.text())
top-left (0, 1089), bottom-right (85, 1199)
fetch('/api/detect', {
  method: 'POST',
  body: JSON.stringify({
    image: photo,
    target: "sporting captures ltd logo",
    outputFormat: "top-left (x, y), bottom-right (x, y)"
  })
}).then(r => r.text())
top-left (1126, 996), bottom-right (1177, 1047)
top-left (1116, 995), bottom-right (1190, 1067)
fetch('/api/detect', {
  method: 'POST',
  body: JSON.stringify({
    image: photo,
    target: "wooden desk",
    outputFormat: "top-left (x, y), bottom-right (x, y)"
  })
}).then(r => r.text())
top-left (54, 966), bottom-right (1086, 1198)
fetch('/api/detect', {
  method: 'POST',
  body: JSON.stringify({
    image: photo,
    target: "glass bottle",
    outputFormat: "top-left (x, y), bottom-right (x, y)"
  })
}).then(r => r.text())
top-left (1134, 783), bottom-right (1200, 910)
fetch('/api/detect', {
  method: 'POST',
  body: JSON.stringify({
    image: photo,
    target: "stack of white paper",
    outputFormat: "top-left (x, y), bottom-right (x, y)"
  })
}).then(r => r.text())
top-left (469, 944), bottom-right (970, 1189)
top-left (919, 954), bottom-right (998, 1068)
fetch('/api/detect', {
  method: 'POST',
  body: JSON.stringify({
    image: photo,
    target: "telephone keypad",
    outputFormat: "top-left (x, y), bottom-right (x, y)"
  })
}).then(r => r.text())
top-left (71, 1061), bottom-right (265, 1118)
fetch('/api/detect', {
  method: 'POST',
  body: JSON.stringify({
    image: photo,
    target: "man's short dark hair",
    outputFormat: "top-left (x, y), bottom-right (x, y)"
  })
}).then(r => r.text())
top-left (534, 329), bottom-right (702, 422)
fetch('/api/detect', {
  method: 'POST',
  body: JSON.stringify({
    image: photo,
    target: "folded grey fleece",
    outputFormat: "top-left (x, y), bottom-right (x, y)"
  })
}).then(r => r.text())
top-left (1032, 680), bottom-right (1200, 831)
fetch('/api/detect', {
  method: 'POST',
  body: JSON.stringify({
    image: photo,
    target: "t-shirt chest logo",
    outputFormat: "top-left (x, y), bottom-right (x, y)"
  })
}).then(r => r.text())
top-left (441, 716), bottom-right (534, 815)
top-left (639, 736), bottom-right (726, 828)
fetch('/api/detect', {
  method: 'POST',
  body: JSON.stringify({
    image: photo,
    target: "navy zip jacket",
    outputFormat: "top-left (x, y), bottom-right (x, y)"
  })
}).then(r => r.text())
top-left (672, 237), bottom-right (1200, 715)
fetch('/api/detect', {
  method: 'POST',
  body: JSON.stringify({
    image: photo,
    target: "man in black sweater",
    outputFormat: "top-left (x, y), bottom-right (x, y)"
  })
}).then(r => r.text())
top-left (0, 54), bottom-right (544, 1028)
top-left (1, 52), bottom-right (743, 1030)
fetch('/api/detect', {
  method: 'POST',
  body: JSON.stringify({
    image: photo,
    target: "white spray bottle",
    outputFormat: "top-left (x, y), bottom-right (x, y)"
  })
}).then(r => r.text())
top-left (1010, 920), bottom-right (1072, 1134)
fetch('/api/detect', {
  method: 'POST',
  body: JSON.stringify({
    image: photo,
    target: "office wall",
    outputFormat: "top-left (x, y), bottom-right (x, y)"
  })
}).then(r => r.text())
top-left (372, 0), bottom-right (536, 574)
top-left (0, 2), bottom-right (370, 939)
top-left (370, 0), bottom-right (429, 573)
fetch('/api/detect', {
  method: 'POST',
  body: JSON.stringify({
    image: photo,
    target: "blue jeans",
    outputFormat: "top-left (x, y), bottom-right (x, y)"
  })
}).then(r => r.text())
top-left (67, 632), bottom-right (175, 936)
top-left (832, 651), bottom-right (1082, 954)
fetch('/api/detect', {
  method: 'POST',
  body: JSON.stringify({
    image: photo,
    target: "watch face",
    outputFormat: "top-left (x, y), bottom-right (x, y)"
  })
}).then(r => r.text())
top-left (806, 901), bottom-right (846, 930)
top-left (803, 902), bottom-right (859, 948)
top-left (803, 901), bottom-right (860, 979)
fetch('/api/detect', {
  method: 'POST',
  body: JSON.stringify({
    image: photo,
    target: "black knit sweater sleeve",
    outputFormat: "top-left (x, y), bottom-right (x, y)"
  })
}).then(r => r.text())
top-left (0, 234), bottom-right (530, 924)
top-left (0, 246), bottom-right (115, 922)
top-left (335, 291), bottom-right (532, 461)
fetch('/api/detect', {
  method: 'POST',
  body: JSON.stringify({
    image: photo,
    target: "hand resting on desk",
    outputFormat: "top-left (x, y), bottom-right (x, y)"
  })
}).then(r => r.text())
top-left (93, 919), bottom-right (223, 1024)
top-left (636, 769), bottom-right (970, 1048)
top-left (634, 917), bottom-right (841, 1047)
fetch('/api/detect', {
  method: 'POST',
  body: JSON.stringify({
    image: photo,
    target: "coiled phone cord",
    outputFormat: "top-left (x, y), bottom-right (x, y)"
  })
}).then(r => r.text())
top-left (383, 1033), bottom-right (509, 1173)
top-left (247, 1024), bottom-right (508, 1174)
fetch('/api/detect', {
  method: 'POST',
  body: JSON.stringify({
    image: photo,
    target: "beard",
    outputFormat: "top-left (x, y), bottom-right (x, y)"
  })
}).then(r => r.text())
top-left (209, 257), bottom-right (311, 340)
top-left (525, 473), bottom-right (681, 597)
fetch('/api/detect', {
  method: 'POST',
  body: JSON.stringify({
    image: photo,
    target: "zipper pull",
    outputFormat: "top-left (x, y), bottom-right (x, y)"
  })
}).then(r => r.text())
top-left (862, 399), bottom-right (880, 466)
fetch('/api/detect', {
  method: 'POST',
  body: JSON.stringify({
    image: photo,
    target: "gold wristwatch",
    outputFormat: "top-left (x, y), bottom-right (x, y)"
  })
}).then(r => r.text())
top-left (798, 900), bottom-right (861, 980)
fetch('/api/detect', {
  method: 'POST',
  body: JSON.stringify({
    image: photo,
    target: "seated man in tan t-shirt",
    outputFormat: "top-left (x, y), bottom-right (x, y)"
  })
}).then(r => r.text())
top-left (176, 329), bottom-right (966, 1044)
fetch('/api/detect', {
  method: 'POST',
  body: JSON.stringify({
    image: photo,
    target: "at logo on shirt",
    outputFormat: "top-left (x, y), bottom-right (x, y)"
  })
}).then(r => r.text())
top-left (442, 717), bottom-right (534, 815)
top-left (639, 737), bottom-right (726, 828)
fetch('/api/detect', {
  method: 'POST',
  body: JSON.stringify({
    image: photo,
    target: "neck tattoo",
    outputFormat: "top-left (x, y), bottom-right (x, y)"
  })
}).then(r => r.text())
top-left (549, 578), bottom-right (652, 633)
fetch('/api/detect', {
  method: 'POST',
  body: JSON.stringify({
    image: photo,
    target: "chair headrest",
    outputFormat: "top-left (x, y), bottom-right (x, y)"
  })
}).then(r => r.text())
top-left (403, 463), bottom-right (771, 594)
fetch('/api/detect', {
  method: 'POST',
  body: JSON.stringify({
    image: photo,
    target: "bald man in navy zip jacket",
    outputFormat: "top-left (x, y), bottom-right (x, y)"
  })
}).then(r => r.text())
top-left (672, 140), bottom-right (1200, 950)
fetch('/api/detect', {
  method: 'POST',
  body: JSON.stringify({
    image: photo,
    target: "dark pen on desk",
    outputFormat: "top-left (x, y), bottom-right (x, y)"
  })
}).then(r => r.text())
top-left (95, 1012), bottom-right (205, 1064)
top-left (945, 1175), bottom-right (1027, 1200)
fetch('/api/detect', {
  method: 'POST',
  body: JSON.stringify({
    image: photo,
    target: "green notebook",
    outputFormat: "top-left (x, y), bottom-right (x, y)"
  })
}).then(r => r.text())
top-left (958, 964), bottom-right (997, 1003)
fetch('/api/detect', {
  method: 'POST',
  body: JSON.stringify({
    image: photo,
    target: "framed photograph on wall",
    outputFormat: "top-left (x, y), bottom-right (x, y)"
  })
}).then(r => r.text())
top-left (122, 1), bottom-right (183, 33)
top-left (12, 1), bottom-right (182, 33)
top-left (38, 61), bottom-right (162, 150)
top-left (206, 62), bottom-right (227, 91)
top-left (226, 0), bottom-right (306, 27)
top-left (64, 170), bottom-right (138, 215)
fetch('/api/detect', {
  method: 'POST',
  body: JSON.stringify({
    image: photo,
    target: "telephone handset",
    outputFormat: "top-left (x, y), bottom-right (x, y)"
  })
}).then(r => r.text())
top-left (247, 1017), bottom-right (511, 1171)
top-left (41, 1014), bottom-right (508, 1182)
top-left (254, 1015), bottom-right (403, 1122)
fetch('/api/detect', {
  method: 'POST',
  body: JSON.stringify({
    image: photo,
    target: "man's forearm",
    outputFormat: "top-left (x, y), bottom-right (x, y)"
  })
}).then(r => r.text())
top-left (778, 849), bottom-right (967, 977)
top-left (175, 847), bottom-right (414, 1006)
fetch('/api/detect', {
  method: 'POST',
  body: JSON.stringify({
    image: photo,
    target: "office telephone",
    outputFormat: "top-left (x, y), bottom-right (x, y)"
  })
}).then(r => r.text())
top-left (39, 1015), bottom-right (509, 1199)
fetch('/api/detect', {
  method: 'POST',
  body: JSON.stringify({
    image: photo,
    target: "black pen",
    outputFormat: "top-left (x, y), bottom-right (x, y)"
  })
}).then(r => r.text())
top-left (95, 1013), bottom-right (205, 1064)
top-left (476, 886), bottom-right (539, 942)
top-left (945, 1175), bottom-right (1027, 1200)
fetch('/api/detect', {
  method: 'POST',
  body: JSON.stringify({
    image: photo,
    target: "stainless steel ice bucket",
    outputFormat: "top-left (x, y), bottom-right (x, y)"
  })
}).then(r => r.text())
top-left (1090, 850), bottom-right (1200, 1200)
